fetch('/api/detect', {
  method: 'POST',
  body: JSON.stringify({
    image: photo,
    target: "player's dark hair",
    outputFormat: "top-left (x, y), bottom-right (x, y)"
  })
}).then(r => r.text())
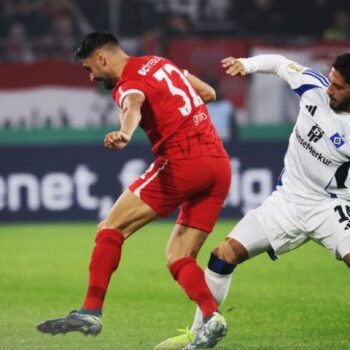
top-left (333, 53), bottom-right (350, 84)
top-left (74, 31), bottom-right (119, 60)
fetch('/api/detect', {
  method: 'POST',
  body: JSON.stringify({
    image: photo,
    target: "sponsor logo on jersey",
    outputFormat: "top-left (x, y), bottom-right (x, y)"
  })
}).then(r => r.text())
top-left (330, 132), bottom-right (345, 149)
top-left (305, 105), bottom-right (317, 116)
top-left (295, 127), bottom-right (332, 166)
top-left (138, 57), bottom-right (162, 76)
top-left (307, 124), bottom-right (323, 142)
top-left (193, 112), bottom-right (208, 126)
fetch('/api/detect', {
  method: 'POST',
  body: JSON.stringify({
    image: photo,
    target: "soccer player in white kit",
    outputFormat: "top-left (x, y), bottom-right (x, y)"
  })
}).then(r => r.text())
top-left (155, 53), bottom-right (350, 349)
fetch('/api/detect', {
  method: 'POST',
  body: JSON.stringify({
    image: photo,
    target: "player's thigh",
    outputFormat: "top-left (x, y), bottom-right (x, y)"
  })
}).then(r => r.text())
top-left (245, 191), bottom-right (308, 256)
top-left (100, 189), bottom-right (159, 237)
top-left (166, 224), bottom-right (210, 265)
top-left (311, 199), bottom-right (350, 260)
top-left (224, 212), bottom-right (272, 261)
top-left (176, 156), bottom-right (231, 233)
top-left (129, 157), bottom-right (190, 217)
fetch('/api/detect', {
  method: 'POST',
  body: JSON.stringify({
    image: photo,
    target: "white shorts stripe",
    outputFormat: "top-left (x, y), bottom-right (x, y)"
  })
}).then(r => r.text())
top-left (134, 160), bottom-right (168, 197)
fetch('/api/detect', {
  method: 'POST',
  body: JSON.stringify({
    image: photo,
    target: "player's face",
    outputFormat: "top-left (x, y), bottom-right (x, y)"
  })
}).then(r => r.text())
top-left (327, 68), bottom-right (350, 112)
top-left (82, 56), bottom-right (116, 90)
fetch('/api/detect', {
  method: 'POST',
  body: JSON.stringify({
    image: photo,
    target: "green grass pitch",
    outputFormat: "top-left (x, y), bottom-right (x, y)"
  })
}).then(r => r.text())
top-left (0, 221), bottom-right (349, 350)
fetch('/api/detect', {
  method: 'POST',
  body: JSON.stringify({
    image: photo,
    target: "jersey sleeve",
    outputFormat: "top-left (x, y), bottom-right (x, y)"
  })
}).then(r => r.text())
top-left (113, 80), bottom-right (146, 108)
top-left (239, 55), bottom-right (330, 97)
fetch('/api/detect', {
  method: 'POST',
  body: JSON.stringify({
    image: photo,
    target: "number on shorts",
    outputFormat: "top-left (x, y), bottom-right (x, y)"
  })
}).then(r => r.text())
top-left (334, 205), bottom-right (350, 229)
top-left (153, 64), bottom-right (203, 117)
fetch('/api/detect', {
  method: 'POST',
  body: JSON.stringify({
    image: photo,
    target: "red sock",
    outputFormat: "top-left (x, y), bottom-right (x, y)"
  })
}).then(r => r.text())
top-left (169, 257), bottom-right (218, 318)
top-left (82, 228), bottom-right (124, 312)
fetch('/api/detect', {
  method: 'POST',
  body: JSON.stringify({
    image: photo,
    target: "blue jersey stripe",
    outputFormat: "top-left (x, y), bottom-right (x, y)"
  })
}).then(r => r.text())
top-left (324, 177), bottom-right (333, 190)
top-left (306, 68), bottom-right (330, 84)
top-left (277, 168), bottom-right (285, 186)
top-left (302, 72), bottom-right (329, 87)
top-left (303, 69), bottom-right (329, 84)
top-left (303, 69), bottom-right (329, 87)
top-left (308, 70), bottom-right (330, 86)
top-left (293, 84), bottom-right (320, 97)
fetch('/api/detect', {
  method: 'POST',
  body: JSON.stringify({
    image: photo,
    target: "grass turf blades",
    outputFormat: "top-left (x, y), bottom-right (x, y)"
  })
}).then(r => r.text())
top-left (0, 221), bottom-right (349, 350)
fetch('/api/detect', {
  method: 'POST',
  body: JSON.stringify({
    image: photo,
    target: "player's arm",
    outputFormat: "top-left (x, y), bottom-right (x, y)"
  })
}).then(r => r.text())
top-left (187, 73), bottom-right (216, 103)
top-left (222, 55), bottom-right (300, 90)
top-left (221, 54), bottom-right (330, 97)
top-left (222, 55), bottom-right (288, 76)
top-left (104, 93), bottom-right (145, 151)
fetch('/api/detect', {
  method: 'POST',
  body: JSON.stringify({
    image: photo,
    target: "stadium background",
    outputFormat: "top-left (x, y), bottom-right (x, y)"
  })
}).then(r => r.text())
top-left (0, 0), bottom-right (350, 222)
top-left (0, 1), bottom-right (349, 350)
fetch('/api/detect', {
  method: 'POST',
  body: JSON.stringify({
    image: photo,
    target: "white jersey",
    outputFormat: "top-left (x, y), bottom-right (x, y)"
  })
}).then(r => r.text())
top-left (240, 55), bottom-right (350, 204)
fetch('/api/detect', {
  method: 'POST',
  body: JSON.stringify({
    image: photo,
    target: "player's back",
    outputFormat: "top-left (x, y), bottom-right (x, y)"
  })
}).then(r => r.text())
top-left (114, 56), bottom-right (227, 159)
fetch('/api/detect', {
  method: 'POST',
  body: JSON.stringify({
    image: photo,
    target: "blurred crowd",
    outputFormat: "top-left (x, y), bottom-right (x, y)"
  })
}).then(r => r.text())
top-left (0, 0), bottom-right (349, 62)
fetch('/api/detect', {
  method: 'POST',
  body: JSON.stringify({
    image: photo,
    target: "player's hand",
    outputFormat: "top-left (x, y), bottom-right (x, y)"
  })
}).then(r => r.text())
top-left (221, 57), bottom-right (247, 76)
top-left (104, 131), bottom-right (131, 150)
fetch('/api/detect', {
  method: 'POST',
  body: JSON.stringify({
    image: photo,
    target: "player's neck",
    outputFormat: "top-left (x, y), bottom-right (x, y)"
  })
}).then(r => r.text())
top-left (110, 50), bottom-right (130, 80)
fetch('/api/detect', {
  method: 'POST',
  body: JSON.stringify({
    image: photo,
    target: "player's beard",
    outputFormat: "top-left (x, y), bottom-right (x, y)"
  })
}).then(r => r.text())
top-left (330, 95), bottom-right (350, 112)
top-left (95, 76), bottom-right (116, 90)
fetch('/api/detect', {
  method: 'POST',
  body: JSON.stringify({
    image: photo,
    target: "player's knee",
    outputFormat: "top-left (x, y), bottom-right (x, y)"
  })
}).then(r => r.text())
top-left (97, 220), bottom-right (116, 231)
top-left (164, 245), bottom-right (172, 265)
top-left (98, 218), bottom-right (131, 235)
top-left (165, 247), bottom-right (197, 266)
top-left (213, 238), bottom-right (248, 265)
top-left (97, 220), bottom-right (106, 231)
top-left (166, 251), bottom-right (187, 266)
top-left (97, 220), bottom-right (131, 239)
top-left (166, 253), bottom-right (174, 266)
top-left (213, 242), bottom-right (237, 264)
top-left (343, 253), bottom-right (350, 268)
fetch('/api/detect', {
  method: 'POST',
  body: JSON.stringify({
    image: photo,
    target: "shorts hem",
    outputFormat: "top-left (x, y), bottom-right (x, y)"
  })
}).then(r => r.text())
top-left (176, 219), bottom-right (213, 233)
top-left (129, 186), bottom-right (170, 218)
top-left (336, 235), bottom-right (350, 259)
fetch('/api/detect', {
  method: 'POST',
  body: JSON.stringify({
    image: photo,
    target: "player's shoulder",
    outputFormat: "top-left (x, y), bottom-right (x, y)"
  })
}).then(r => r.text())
top-left (113, 56), bottom-right (168, 102)
top-left (125, 56), bottom-right (167, 77)
top-left (114, 56), bottom-right (164, 89)
top-left (301, 67), bottom-right (330, 88)
top-left (291, 65), bottom-right (330, 98)
top-left (284, 61), bottom-right (329, 83)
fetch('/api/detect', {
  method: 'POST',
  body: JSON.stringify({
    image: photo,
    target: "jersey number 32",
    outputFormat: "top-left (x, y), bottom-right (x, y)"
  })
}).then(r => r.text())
top-left (153, 64), bottom-right (203, 117)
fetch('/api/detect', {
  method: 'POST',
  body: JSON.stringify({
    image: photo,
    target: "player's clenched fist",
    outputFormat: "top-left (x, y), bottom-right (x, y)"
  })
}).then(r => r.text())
top-left (104, 131), bottom-right (131, 150)
top-left (221, 57), bottom-right (247, 76)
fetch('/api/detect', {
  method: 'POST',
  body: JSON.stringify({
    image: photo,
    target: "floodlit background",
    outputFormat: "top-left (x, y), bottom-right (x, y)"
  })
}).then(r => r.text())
top-left (0, 2), bottom-right (349, 349)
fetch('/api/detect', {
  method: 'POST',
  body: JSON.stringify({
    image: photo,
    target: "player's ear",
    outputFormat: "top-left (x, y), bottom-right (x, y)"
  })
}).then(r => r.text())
top-left (96, 51), bottom-right (107, 67)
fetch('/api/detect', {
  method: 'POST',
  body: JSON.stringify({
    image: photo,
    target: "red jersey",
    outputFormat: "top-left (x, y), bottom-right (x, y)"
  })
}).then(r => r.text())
top-left (113, 56), bottom-right (228, 159)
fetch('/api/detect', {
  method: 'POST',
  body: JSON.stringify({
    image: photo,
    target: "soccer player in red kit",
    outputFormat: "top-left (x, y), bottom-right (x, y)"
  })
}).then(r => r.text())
top-left (37, 31), bottom-right (231, 349)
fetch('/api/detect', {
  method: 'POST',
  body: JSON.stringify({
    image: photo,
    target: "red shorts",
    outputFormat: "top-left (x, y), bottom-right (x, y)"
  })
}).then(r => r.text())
top-left (129, 156), bottom-right (231, 232)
